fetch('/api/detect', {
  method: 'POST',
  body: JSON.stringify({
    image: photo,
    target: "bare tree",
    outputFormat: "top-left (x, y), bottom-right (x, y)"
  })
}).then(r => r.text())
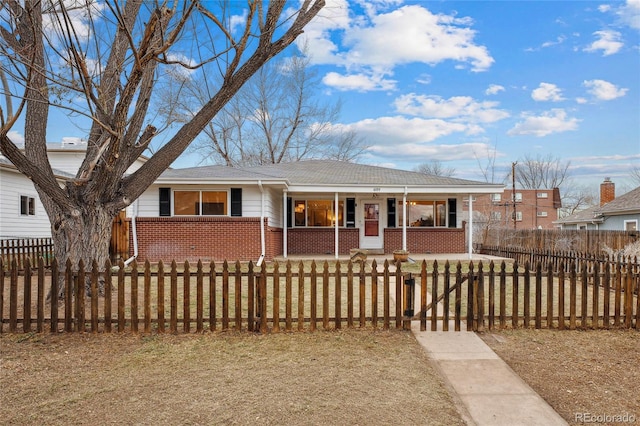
top-left (173, 52), bottom-right (366, 166)
top-left (0, 0), bottom-right (325, 295)
top-left (559, 183), bottom-right (598, 218)
top-left (631, 165), bottom-right (640, 186)
top-left (414, 159), bottom-right (456, 177)
top-left (474, 143), bottom-right (506, 184)
top-left (513, 153), bottom-right (571, 189)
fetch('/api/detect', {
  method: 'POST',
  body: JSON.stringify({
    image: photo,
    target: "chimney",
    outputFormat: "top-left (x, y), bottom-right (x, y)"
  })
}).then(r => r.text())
top-left (600, 177), bottom-right (615, 206)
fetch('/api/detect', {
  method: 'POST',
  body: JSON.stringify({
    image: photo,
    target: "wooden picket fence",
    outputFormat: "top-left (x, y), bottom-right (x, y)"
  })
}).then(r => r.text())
top-left (478, 245), bottom-right (638, 272)
top-left (1, 257), bottom-right (638, 334)
top-left (481, 229), bottom-right (638, 252)
top-left (0, 238), bottom-right (54, 271)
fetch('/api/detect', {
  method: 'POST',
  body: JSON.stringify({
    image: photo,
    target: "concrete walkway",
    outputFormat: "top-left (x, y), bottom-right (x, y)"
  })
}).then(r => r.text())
top-left (412, 326), bottom-right (568, 426)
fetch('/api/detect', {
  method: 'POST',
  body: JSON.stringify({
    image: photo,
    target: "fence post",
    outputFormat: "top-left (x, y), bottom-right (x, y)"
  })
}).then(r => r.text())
top-left (23, 258), bottom-right (32, 333)
top-left (157, 260), bottom-right (165, 333)
top-left (431, 260), bottom-right (438, 331)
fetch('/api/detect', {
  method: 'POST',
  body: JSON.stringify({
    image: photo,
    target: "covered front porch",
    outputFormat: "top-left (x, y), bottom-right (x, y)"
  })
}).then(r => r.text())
top-left (281, 187), bottom-right (482, 259)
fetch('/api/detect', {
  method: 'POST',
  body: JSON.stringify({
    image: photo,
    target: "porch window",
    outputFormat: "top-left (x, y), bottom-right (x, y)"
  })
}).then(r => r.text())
top-left (294, 200), bottom-right (344, 227)
top-left (400, 200), bottom-right (447, 227)
top-left (174, 190), bottom-right (227, 216)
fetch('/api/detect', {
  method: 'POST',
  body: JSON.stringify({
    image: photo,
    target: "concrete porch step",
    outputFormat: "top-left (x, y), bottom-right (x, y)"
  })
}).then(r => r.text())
top-left (350, 248), bottom-right (385, 256)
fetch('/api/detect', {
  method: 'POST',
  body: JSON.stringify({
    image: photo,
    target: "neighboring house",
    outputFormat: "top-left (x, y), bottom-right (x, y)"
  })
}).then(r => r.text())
top-left (0, 138), bottom-right (147, 239)
top-left (132, 160), bottom-right (504, 262)
top-left (0, 157), bottom-right (72, 238)
top-left (462, 188), bottom-right (562, 230)
top-left (555, 179), bottom-right (640, 231)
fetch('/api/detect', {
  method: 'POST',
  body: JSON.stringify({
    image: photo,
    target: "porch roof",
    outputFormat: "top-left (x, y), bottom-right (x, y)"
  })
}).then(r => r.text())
top-left (157, 160), bottom-right (503, 194)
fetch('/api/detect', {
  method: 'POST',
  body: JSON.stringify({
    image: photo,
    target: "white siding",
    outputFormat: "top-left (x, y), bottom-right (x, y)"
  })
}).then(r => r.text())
top-left (0, 168), bottom-right (52, 238)
top-left (138, 183), bottom-right (272, 220)
top-left (47, 151), bottom-right (147, 176)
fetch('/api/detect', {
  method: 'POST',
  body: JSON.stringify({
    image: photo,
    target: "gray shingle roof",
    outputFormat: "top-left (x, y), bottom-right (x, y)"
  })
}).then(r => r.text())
top-left (160, 160), bottom-right (498, 187)
top-left (599, 186), bottom-right (640, 214)
top-left (555, 185), bottom-right (640, 223)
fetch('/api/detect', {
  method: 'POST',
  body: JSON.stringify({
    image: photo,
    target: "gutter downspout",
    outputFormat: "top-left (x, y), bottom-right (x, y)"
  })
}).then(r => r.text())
top-left (124, 200), bottom-right (139, 267)
top-left (257, 180), bottom-right (266, 267)
top-left (402, 187), bottom-right (407, 251)
top-left (283, 189), bottom-right (288, 259)
top-left (334, 192), bottom-right (339, 260)
top-left (468, 193), bottom-right (473, 260)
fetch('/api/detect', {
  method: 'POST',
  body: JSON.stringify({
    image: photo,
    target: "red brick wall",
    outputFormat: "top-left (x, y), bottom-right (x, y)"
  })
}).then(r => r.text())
top-left (130, 217), bottom-right (268, 262)
top-left (384, 228), bottom-right (465, 253)
top-left (287, 228), bottom-right (360, 255)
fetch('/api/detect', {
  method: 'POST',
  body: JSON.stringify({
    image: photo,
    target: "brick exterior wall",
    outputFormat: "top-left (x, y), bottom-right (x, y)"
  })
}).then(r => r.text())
top-left (287, 228), bottom-right (360, 255)
top-left (465, 189), bottom-right (561, 229)
top-left (129, 218), bottom-right (465, 261)
top-left (384, 228), bottom-right (465, 253)
top-left (129, 217), bottom-right (279, 262)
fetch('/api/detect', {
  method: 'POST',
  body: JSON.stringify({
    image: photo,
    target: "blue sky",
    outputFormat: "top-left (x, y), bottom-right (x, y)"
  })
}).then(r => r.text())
top-left (285, 0), bottom-right (640, 190)
top-left (8, 0), bottom-right (639, 193)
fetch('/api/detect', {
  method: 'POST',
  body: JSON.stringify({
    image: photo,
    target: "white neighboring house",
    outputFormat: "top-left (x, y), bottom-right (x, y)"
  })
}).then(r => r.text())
top-left (0, 138), bottom-right (148, 239)
top-left (0, 156), bottom-right (71, 238)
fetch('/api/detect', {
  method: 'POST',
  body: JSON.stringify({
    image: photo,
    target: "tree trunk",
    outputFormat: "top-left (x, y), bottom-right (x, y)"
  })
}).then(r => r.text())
top-left (47, 203), bottom-right (115, 300)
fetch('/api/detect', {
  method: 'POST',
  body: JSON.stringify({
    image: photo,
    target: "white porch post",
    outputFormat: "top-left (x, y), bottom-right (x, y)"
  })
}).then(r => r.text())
top-left (334, 192), bottom-right (339, 259)
top-left (402, 187), bottom-right (407, 251)
top-left (283, 190), bottom-right (288, 258)
top-left (468, 193), bottom-right (473, 259)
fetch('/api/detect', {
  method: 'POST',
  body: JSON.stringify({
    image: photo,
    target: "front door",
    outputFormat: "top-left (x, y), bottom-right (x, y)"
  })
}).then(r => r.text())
top-left (360, 201), bottom-right (382, 249)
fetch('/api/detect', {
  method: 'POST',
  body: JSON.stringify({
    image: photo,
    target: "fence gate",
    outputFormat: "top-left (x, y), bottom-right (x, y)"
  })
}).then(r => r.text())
top-left (110, 211), bottom-right (129, 261)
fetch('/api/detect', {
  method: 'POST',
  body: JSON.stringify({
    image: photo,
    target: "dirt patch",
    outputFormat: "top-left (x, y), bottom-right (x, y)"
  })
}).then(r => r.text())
top-left (1, 330), bottom-right (464, 425)
top-left (481, 329), bottom-right (639, 426)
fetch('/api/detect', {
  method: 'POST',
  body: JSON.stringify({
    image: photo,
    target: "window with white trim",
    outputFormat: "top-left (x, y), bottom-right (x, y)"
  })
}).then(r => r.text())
top-left (537, 192), bottom-right (548, 198)
top-left (624, 220), bottom-right (637, 231)
top-left (20, 195), bottom-right (35, 216)
top-left (174, 190), bottom-right (227, 216)
top-left (514, 193), bottom-right (523, 202)
top-left (490, 211), bottom-right (501, 220)
top-left (515, 211), bottom-right (523, 221)
top-left (537, 211), bottom-right (548, 217)
top-left (491, 193), bottom-right (501, 202)
top-left (294, 200), bottom-right (344, 227)
top-left (399, 200), bottom-right (447, 227)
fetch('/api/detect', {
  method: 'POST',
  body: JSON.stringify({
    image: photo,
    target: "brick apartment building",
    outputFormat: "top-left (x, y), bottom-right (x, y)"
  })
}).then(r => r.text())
top-left (464, 188), bottom-right (562, 230)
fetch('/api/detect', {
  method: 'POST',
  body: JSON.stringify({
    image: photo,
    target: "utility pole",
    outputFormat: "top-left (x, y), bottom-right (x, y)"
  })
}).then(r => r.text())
top-left (512, 161), bottom-right (517, 229)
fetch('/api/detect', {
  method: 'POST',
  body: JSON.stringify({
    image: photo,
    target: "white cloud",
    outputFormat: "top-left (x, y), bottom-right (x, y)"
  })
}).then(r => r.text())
top-left (485, 84), bottom-right (505, 95)
top-left (583, 79), bottom-right (628, 100)
top-left (367, 141), bottom-right (494, 161)
top-left (584, 30), bottom-right (624, 56)
top-left (531, 83), bottom-right (565, 102)
top-left (508, 109), bottom-right (580, 137)
top-left (576, 97), bottom-right (588, 104)
top-left (600, 0), bottom-right (640, 30)
top-left (393, 94), bottom-right (510, 123)
top-left (301, 3), bottom-right (494, 91)
top-left (618, 0), bottom-right (640, 30)
top-left (322, 72), bottom-right (396, 92)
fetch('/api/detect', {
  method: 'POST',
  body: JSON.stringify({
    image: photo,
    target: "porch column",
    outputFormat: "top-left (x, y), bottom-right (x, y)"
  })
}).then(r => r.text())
top-left (283, 190), bottom-right (288, 258)
top-left (402, 188), bottom-right (407, 251)
top-left (334, 192), bottom-right (339, 260)
top-left (468, 193), bottom-right (473, 259)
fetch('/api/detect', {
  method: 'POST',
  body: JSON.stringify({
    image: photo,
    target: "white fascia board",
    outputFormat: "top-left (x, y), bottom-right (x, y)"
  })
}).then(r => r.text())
top-left (154, 178), bottom-right (288, 187)
top-left (285, 184), bottom-right (504, 194)
top-left (1, 162), bottom-right (70, 182)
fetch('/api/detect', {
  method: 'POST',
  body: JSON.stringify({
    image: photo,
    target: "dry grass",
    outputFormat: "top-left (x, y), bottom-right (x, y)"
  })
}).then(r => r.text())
top-left (481, 329), bottom-right (640, 426)
top-left (1, 330), bottom-right (464, 425)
